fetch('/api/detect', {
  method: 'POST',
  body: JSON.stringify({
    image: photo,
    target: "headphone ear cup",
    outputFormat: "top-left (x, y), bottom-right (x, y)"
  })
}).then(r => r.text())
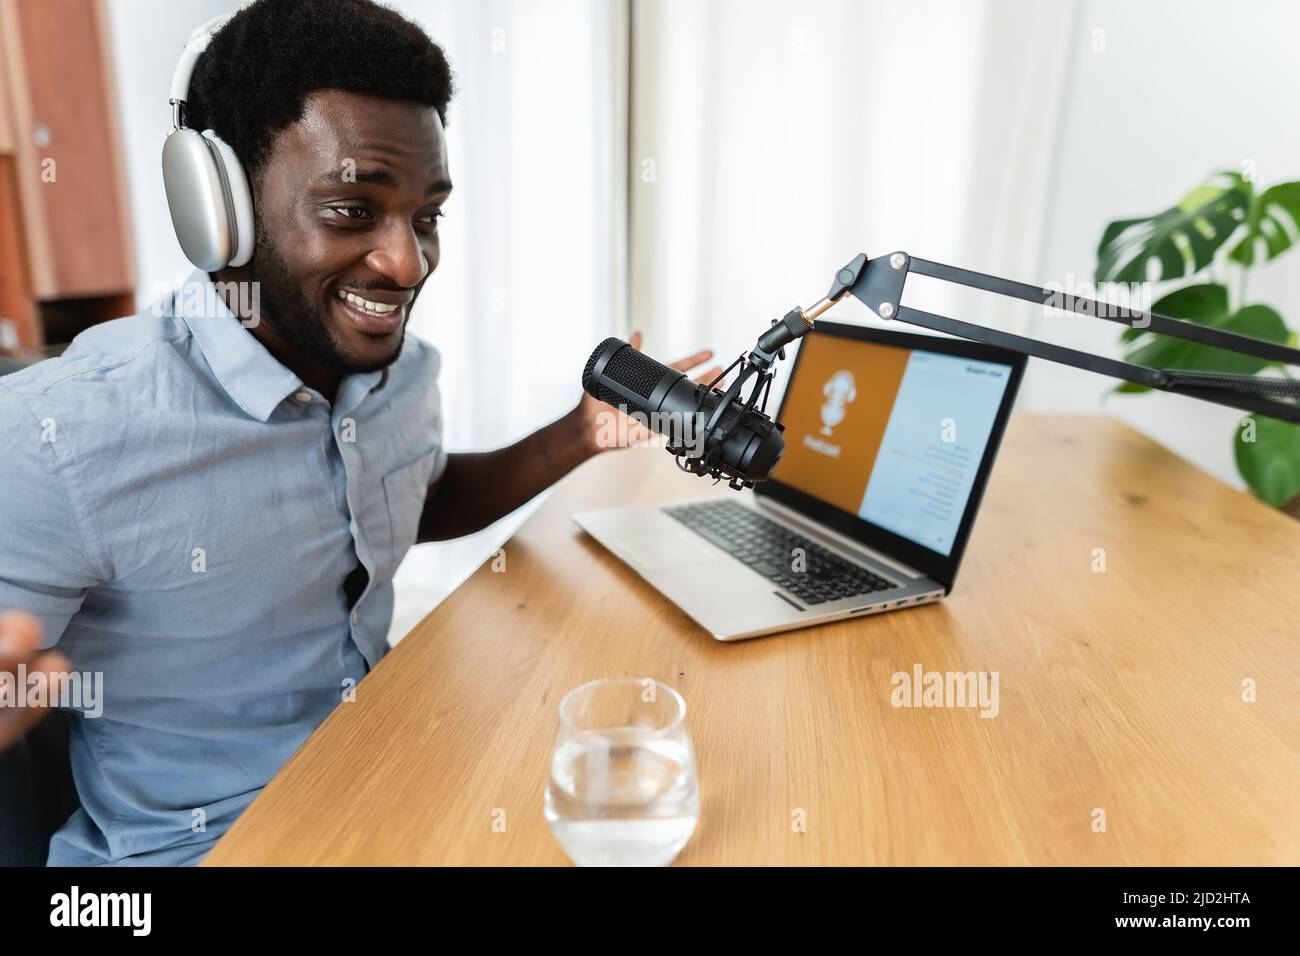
top-left (202, 130), bottom-right (254, 268)
top-left (162, 127), bottom-right (234, 271)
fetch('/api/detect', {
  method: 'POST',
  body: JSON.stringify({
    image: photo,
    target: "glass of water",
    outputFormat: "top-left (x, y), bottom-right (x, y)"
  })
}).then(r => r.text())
top-left (544, 678), bottom-right (699, 867)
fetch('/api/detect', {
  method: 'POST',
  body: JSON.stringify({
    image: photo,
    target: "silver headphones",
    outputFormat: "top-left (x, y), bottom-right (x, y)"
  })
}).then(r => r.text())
top-left (161, 15), bottom-right (254, 272)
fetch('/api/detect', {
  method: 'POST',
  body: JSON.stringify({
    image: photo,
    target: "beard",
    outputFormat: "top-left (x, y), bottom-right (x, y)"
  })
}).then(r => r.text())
top-left (247, 223), bottom-right (406, 375)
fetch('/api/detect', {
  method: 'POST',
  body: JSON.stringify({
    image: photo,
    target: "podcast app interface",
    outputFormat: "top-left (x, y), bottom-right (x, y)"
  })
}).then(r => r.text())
top-left (774, 334), bottom-right (1012, 555)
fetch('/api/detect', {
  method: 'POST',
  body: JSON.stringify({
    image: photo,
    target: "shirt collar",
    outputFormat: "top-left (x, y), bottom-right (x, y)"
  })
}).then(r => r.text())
top-left (336, 367), bottom-right (388, 420)
top-left (174, 271), bottom-right (304, 422)
top-left (171, 270), bottom-right (388, 422)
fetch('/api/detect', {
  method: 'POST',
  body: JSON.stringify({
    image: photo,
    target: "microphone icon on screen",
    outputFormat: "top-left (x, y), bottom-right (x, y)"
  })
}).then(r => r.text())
top-left (820, 370), bottom-right (857, 436)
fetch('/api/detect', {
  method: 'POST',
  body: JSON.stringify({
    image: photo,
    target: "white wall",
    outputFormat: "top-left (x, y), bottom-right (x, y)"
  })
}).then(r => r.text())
top-left (627, 0), bottom-right (1076, 423)
top-left (1028, 0), bottom-right (1300, 487)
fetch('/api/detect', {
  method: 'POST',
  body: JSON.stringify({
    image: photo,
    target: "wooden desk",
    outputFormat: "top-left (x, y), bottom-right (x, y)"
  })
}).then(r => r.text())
top-left (205, 415), bottom-right (1300, 866)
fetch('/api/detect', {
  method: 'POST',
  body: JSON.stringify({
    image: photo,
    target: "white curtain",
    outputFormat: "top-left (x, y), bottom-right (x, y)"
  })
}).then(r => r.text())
top-left (389, 0), bottom-right (629, 641)
top-left (397, 0), bottom-right (629, 450)
top-left (628, 0), bottom-right (1076, 394)
top-left (400, 0), bottom-right (1076, 641)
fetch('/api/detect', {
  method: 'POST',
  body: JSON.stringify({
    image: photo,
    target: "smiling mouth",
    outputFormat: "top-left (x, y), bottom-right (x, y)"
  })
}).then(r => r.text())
top-left (336, 288), bottom-right (403, 314)
top-left (334, 289), bottom-right (406, 334)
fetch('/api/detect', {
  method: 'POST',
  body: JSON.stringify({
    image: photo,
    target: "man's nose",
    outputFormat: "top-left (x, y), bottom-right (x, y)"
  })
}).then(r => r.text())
top-left (364, 224), bottom-right (428, 289)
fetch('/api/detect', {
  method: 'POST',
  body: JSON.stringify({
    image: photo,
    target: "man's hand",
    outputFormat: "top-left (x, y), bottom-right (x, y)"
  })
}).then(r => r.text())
top-left (0, 612), bottom-right (69, 751)
top-left (418, 332), bottom-right (723, 541)
top-left (579, 331), bottom-right (723, 452)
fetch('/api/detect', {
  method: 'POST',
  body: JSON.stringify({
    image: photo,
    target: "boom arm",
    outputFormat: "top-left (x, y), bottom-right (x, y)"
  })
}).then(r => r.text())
top-left (751, 252), bottom-right (1300, 424)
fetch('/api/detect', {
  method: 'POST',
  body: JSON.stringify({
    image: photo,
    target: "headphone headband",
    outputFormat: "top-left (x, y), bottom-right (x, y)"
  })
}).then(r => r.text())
top-left (168, 14), bottom-right (231, 116)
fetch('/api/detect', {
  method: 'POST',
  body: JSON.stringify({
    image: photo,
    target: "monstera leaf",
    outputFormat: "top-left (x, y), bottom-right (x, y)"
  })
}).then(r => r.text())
top-left (1230, 181), bottom-right (1300, 267)
top-left (1100, 169), bottom-right (1300, 511)
top-left (1236, 415), bottom-right (1300, 507)
top-left (1118, 282), bottom-right (1227, 344)
top-left (1114, 284), bottom-right (1288, 394)
top-left (1096, 173), bottom-right (1250, 283)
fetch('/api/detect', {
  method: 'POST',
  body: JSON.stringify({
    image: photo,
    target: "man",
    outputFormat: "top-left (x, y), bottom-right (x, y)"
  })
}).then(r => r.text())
top-left (0, 0), bottom-right (716, 865)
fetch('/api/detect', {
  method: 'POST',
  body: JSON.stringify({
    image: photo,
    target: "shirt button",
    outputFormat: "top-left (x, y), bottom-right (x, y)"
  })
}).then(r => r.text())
top-left (351, 611), bottom-right (358, 624)
top-left (294, 390), bottom-right (312, 403)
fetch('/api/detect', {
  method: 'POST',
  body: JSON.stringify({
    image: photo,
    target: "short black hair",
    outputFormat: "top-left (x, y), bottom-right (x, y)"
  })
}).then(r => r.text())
top-left (188, 0), bottom-right (454, 180)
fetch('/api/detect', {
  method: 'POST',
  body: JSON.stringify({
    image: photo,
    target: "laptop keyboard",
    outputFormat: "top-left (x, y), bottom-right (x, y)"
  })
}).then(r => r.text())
top-left (662, 500), bottom-right (896, 605)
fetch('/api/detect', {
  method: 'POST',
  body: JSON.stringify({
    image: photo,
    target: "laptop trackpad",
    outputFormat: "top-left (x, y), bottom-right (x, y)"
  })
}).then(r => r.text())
top-left (621, 532), bottom-right (717, 571)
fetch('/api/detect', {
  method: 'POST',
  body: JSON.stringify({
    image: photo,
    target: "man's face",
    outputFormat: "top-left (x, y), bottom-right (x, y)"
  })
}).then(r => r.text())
top-left (247, 90), bottom-right (451, 374)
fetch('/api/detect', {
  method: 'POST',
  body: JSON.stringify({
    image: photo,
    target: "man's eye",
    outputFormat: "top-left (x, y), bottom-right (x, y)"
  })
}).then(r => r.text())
top-left (417, 210), bottom-right (445, 228)
top-left (332, 205), bottom-right (372, 221)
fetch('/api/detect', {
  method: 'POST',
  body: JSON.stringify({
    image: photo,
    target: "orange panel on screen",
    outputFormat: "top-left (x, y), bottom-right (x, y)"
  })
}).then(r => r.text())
top-left (772, 334), bottom-right (910, 514)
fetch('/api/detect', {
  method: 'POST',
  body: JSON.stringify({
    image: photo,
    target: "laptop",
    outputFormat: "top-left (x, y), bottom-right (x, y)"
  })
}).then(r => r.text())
top-left (573, 320), bottom-right (1026, 641)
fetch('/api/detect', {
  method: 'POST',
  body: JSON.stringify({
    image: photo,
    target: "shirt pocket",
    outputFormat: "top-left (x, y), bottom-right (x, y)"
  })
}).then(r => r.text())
top-left (380, 447), bottom-right (438, 570)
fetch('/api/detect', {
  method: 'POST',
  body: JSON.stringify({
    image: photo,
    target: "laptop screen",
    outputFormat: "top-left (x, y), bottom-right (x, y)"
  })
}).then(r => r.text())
top-left (759, 322), bottom-right (1023, 586)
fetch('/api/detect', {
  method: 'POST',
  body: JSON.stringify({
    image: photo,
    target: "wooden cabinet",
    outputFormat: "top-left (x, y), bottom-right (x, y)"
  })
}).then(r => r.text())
top-left (0, 0), bottom-right (135, 352)
top-left (0, 155), bottom-right (37, 350)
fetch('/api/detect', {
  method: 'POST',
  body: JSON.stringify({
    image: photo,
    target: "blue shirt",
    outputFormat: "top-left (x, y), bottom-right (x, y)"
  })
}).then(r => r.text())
top-left (0, 271), bottom-right (445, 865)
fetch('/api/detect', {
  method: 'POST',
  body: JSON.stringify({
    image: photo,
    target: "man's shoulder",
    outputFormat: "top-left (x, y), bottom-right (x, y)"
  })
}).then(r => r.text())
top-left (0, 308), bottom-right (191, 405)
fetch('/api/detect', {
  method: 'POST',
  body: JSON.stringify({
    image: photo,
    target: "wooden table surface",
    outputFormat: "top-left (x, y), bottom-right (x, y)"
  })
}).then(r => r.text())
top-left (205, 414), bottom-right (1300, 866)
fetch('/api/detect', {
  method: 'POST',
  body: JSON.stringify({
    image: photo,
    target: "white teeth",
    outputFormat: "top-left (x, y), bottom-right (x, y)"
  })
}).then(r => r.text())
top-left (337, 290), bottom-right (398, 315)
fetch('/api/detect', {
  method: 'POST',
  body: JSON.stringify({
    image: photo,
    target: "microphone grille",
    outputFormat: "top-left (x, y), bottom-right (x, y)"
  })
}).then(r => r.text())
top-left (582, 337), bottom-right (664, 416)
top-left (603, 345), bottom-right (661, 401)
top-left (582, 337), bottom-right (623, 394)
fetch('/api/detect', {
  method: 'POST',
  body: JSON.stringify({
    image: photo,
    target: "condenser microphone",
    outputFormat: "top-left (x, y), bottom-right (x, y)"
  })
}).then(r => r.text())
top-left (582, 337), bottom-right (785, 486)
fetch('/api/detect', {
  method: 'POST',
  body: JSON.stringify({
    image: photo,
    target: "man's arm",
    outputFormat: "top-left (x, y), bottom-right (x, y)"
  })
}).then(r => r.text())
top-left (0, 386), bottom-right (98, 748)
top-left (417, 336), bottom-right (719, 542)
top-left (417, 403), bottom-right (594, 542)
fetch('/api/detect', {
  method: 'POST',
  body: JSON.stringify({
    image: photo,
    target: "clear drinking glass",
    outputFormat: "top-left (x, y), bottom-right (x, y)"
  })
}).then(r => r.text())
top-left (544, 678), bottom-right (699, 867)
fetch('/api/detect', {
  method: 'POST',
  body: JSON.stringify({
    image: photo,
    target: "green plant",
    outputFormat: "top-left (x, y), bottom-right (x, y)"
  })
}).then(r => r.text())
top-left (1095, 170), bottom-right (1300, 507)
